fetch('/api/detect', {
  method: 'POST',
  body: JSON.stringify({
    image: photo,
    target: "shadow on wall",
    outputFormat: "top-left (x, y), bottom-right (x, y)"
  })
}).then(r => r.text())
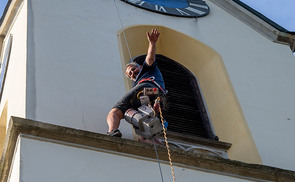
top-left (117, 25), bottom-right (262, 164)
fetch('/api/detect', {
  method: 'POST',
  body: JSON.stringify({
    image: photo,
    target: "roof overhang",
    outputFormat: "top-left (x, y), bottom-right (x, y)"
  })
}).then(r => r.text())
top-left (0, 0), bottom-right (23, 37)
top-left (210, 0), bottom-right (295, 52)
top-left (0, 0), bottom-right (23, 59)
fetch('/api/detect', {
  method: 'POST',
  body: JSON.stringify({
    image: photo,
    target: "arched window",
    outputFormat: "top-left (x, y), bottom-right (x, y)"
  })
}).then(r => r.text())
top-left (118, 25), bottom-right (262, 162)
top-left (134, 54), bottom-right (217, 140)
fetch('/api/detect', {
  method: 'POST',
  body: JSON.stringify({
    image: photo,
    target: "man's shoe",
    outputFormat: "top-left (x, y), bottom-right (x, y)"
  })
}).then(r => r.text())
top-left (107, 129), bottom-right (122, 137)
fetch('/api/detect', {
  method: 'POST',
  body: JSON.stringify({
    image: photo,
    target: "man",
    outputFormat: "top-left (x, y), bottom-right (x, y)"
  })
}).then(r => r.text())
top-left (106, 29), bottom-right (165, 144)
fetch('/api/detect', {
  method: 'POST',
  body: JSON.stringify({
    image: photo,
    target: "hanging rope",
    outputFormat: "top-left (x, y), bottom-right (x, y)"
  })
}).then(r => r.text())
top-left (157, 96), bottom-right (176, 182)
top-left (113, 0), bottom-right (133, 62)
top-left (153, 138), bottom-right (165, 182)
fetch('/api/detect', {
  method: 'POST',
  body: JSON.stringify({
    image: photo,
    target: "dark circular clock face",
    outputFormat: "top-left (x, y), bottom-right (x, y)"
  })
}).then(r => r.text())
top-left (122, 0), bottom-right (210, 18)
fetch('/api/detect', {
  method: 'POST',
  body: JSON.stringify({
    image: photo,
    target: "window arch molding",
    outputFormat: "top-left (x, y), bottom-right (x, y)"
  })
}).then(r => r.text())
top-left (117, 25), bottom-right (261, 163)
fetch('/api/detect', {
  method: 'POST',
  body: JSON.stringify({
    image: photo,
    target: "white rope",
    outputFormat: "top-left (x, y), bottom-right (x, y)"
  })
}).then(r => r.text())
top-left (113, 0), bottom-right (133, 62)
top-left (153, 138), bottom-right (165, 182)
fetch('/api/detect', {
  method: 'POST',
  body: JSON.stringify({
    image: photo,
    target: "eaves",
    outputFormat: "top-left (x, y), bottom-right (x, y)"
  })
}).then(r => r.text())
top-left (209, 0), bottom-right (295, 52)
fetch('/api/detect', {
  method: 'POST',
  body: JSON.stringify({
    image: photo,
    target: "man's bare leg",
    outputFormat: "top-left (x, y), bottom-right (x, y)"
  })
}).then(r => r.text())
top-left (106, 108), bottom-right (124, 133)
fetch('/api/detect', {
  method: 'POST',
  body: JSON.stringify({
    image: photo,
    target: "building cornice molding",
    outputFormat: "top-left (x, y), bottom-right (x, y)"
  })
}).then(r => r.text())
top-left (0, 0), bottom-right (24, 36)
top-left (1, 116), bottom-right (295, 182)
top-left (209, 0), bottom-right (295, 52)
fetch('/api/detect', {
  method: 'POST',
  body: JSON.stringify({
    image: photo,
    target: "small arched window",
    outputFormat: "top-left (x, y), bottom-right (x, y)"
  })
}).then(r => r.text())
top-left (134, 54), bottom-right (218, 140)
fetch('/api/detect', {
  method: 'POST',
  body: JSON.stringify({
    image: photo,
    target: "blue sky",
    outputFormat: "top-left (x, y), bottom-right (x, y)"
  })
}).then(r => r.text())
top-left (0, 0), bottom-right (8, 19)
top-left (1, 0), bottom-right (294, 32)
top-left (240, 0), bottom-right (294, 32)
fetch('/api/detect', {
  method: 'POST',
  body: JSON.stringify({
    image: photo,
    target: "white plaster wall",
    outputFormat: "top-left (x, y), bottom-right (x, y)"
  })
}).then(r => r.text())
top-left (203, 2), bottom-right (295, 171)
top-left (8, 138), bottom-right (21, 182)
top-left (26, 0), bottom-right (131, 137)
top-left (25, 0), bottom-right (295, 170)
top-left (0, 0), bottom-right (27, 129)
top-left (18, 137), bottom-right (252, 182)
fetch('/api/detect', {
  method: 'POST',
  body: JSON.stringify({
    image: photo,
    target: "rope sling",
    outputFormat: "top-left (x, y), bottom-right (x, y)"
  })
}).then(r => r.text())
top-left (113, 0), bottom-right (176, 181)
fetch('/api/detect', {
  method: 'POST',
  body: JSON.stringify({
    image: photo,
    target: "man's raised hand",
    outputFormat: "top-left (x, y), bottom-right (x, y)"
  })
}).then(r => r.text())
top-left (147, 29), bottom-right (160, 45)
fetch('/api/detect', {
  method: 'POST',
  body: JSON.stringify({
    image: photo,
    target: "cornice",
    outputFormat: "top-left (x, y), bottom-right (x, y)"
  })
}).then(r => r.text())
top-left (0, 0), bottom-right (23, 36)
top-left (1, 116), bottom-right (295, 181)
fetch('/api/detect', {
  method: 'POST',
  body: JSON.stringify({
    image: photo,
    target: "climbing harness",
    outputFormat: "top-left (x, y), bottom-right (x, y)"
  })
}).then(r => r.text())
top-left (114, 0), bottom-right (175, 181)
top-left (137, 76), bottom-right (167, 94)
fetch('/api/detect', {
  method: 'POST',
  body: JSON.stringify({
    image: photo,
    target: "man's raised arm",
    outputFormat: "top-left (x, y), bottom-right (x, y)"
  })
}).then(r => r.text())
top-left (145, 29), bottom-right (160, 66)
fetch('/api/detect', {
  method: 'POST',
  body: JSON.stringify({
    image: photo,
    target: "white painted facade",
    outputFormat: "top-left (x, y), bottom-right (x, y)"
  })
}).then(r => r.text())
top-left (7, 139), bottom-right (20, 182)
top-left (1, 0), bottom-right (295, 180)
top-left (10, 136), bottom-right (252, 182)
top-left (0, 0), bottom-right (27, 128)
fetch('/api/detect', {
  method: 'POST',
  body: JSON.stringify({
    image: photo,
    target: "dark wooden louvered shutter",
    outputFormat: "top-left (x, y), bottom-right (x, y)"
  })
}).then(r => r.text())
top-left (134, 54), bottom-right (217, 140)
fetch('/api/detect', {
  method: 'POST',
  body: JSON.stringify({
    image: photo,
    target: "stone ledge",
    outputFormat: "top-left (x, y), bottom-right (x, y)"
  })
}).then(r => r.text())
top-left (166, 131), bottom-right (231, 150)
top-left (162, 131), bottom-right (231, 158)
top-left (1, 116), bottom-right (295, 182)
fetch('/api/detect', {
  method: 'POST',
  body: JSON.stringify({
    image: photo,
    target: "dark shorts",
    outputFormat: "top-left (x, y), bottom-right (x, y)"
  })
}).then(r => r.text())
top-left (113, 82), bottom-right (158, 114)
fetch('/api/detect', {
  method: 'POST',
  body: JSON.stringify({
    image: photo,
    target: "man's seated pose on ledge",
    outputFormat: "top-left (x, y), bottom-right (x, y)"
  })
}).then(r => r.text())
top-left (106, 29), bottom-right (165, 144)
